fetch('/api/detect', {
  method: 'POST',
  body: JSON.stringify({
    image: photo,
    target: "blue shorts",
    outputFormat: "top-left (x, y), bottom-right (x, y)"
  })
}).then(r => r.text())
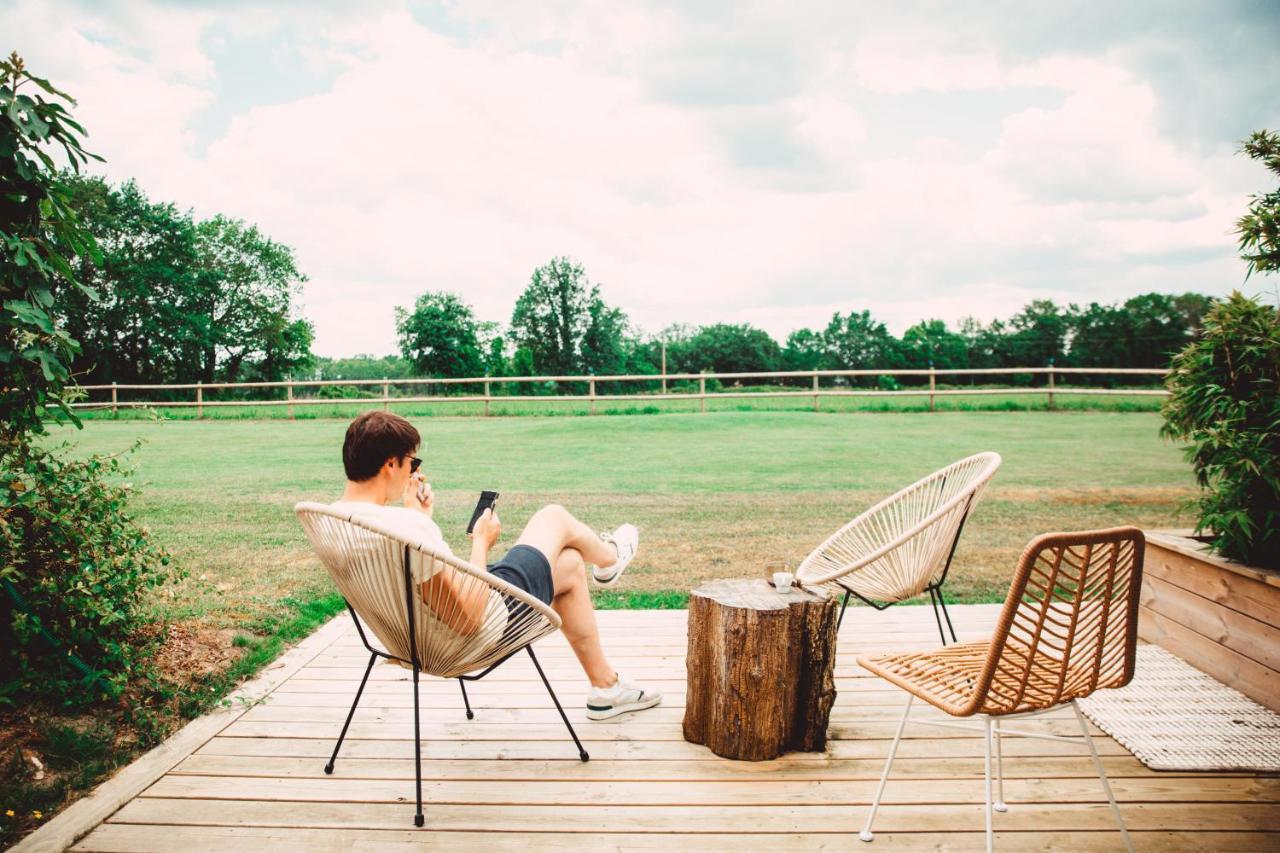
top-left (489, 544), bottom-right (554, 604)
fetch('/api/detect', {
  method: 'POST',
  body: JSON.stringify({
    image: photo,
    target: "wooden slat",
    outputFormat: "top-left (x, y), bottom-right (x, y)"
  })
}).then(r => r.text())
top-left (197, 734), bottom-right (1130, 760)
top-left (1141, 575), bottom-right (1280, 671)
top-left (142, 774), bottom-right (1280, 805)
top-left (171, 753), bottom-right (1204, 781)
top-left (1143, 547), bottom-right (1280, 626)
top-left (72, 824), bottom-right (1278, 853)
top-left (105, 798), bottom-right (1280, 832)
top-left (1138, 606), bottom-right (1280, 712)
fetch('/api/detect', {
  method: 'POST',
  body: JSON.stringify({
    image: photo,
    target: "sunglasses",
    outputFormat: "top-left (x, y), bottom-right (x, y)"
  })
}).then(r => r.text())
top-left (408, 456), bottom-right (422, 473)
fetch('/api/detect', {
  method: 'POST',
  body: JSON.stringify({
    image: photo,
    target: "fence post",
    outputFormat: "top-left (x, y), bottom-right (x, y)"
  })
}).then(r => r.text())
top-left (812, 372), bottom-right (819, 412)
top-left (928, 362), bottom-right (936, 412)
top-left (196, 382), bottom-right (203, 419)
top-left (111, 381), bottom-right (118, 418)
top-left (382, 378), bottom-right (389, 411)
top-left (1047, 359), bottom-right (1056, 411)
top-left (287, 381), bottom-right (295, 419)
top-left (484, 376), bottom-right (491, 417)
top-left (589, 376), bottom-right (596, 415)
top-left (699, 372), bottom-right (707, 414)
top-left (661, 341), bottom-right (667, 394)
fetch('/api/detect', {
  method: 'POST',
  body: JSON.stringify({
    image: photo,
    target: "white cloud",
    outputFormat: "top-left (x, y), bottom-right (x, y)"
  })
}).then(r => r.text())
top-left (852, 33), bottom-right (1002, 94)
top-left (6, 0), bottom-right (1265, 357)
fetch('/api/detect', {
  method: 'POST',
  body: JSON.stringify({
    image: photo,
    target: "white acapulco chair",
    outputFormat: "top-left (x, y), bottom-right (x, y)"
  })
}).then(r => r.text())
top-left (295, 502), bottom-right (587, 828)
top-left (795, 451), bottom-right (1002, 645)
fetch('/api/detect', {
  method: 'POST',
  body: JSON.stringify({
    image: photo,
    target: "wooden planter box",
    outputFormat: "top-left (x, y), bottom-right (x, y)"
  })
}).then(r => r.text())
top-left (1140, 530), bottom-right (1280, 711)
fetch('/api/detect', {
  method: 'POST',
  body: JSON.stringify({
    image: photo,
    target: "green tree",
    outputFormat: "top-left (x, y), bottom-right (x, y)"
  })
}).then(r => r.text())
top-left (1, 54), bottom-right (175, 712)
top-left (782, 327), bottom-right (826, 371)
top-left (395, 291), bottom-right (484, 378)
top-left (1161, 292), bottom-right (1280, 567)
top-left (670, 323), bottom-right (781, 375)
top-left (1236, 129), bottom-right (1280, 277)
top-left (820, 310), bottom-right (900, 384)
top-left (509, 257), bottom-right (628, 377)
top-left (60, 176), bottom-right (311, 385)
top-left (193, 215), bottom-right (310, 383)
top-left (0, 53), bottom-right (100, 438)
top-left (1006, 299), bottom-right (1068, 368)
top-left (900, 319), bottom-right (968, 371)
top-left (581, 296), bottom-right (630, 376)
top-left (59, 177), bottom-right (199, 385)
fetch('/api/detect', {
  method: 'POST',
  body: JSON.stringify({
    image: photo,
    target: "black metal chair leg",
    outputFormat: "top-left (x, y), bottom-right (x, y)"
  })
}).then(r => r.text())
top-left (458, 678), bottom-right (474, 719)
top-left (412, 666), bottom-right (424, 827)
top-left (326, 651), bottom-right (376, 775)
top-left (928, 587), bottom-right (949, 646)
top-left (935, 585), bottom-right (958, 643)
top-left (527, 646), bottom-right (589, 762)
top-left (837, 590), bottom-right (852, 631)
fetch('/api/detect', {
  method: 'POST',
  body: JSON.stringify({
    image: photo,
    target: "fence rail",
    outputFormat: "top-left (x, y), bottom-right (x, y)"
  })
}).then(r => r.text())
top-left (69, 366), bottom-right (1169, 417)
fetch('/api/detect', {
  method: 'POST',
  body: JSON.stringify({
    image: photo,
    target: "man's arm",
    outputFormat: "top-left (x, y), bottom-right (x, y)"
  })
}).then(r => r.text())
top-left (406, 478), bottom-right (501, 636)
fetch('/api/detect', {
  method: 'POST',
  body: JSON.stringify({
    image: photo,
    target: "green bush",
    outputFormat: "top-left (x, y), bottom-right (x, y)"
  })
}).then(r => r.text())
top-left (0, 439), bottom-right (179, 707)
top-left (1161, 291), bottom-right (1280, 568)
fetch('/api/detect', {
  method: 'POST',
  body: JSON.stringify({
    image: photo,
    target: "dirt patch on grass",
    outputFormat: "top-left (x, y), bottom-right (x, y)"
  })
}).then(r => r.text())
top-left (151, 623), bottom-right (247, 686)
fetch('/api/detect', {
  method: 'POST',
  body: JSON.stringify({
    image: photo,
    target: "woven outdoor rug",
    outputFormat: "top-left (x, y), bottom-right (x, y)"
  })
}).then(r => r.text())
top-left (1078, 645), bottom-right (1280, 772)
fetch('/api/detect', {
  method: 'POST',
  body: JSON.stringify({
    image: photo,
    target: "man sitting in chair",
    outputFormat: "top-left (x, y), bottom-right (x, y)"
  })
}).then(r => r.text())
top-left (330, 410), bottom-right (661, 720)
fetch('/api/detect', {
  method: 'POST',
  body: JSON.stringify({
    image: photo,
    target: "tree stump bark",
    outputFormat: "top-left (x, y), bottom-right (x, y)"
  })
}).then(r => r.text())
top-left (682, 577), bottom-right (838, 761)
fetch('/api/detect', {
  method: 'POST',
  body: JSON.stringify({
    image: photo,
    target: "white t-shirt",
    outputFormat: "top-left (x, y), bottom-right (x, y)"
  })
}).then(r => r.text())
top-left (328, 501), bottom-right (457, 559)
top-left (328, 500), bottom-right (506, 667)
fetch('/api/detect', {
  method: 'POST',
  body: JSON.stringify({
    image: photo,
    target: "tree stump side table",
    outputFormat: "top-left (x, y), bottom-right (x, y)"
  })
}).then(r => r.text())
top-left (682, 577), bottom-right (838, 761)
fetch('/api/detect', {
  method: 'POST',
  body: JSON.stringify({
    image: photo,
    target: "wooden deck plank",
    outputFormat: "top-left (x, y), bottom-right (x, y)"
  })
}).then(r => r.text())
top-left (102, 798), bottom-right (1280, 832)
top-left (141, 774), bottom-right (1280, 805)
top-left (72, 824), bottom-right (1277, 853)
top-left (171, 753), bottom-right (1216, 781)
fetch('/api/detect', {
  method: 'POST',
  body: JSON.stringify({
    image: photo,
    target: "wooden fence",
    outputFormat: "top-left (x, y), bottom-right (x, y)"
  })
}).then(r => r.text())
top-left (70, 366), bottom-right (1168, 417)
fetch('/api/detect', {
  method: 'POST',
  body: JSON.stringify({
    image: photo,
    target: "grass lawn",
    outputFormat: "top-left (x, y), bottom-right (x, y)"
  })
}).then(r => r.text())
top-left (55, 409), bottom-right (1194, 627)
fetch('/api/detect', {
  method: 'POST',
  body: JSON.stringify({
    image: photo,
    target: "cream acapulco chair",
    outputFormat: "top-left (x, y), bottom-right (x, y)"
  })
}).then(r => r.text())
top-left (858, 527), bottom-right (1145, 853)
top-left (795, 451), bottom-right (1002, 645)
top-left (295, 502), bottom-right (587, 828)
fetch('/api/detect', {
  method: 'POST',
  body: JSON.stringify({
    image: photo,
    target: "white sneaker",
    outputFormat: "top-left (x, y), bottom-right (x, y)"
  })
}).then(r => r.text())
top-left (593, 523), bottom-right (638, 586)
top-left (586, 674), bottom-right (662, 720)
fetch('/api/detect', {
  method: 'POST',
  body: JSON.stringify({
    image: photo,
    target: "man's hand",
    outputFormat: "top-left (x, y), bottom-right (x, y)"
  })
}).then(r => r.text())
top-left (470, 508), bottom-right (501, 551)
top-left (405, 473), bottom-right (433, 517)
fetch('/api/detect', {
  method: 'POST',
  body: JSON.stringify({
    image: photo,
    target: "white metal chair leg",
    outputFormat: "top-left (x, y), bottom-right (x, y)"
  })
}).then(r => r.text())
top-left (860, 694), bottom-right (913, 842)
top-left (982, 717), bottom-right (994, 853)
top-left (992, 719), bottom-right (1008, 812)
top-left (1072, 700), bottom-right (1133, 853)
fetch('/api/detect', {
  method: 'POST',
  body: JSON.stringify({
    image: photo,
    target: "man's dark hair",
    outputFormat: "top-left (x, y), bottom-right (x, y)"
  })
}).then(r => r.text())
top-left (342, 411), bottom-right (421, 481)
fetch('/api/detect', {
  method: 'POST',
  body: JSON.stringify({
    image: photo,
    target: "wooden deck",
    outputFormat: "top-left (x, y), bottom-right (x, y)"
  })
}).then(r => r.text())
top-left (71, 604), bottom-right (1278, 851)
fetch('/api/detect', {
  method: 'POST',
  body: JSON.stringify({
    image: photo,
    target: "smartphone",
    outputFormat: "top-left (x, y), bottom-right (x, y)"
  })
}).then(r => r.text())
top-left (466, 490), bottom-right (500, 534)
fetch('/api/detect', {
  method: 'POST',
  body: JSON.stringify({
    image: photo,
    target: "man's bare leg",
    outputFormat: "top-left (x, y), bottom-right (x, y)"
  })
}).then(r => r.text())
top-left (549, 547), bottom-right (615, 688)
top-left (516, 505), bottom-right (619, 687)
top-left (516, 503), bottom-right (618, 572)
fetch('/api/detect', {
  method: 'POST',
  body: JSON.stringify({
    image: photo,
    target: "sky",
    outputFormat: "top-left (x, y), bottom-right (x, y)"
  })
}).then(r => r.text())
top-left (6, 0), bottom-right (1280, 357)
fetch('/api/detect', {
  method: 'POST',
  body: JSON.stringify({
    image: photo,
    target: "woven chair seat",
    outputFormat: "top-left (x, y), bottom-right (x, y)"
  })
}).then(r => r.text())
top-left (861, 641), bottom-right (1111, 718)
top-left (296, 501), bottom-right (562, 679)
top-left (797, 452), bottom-right (1001, 603)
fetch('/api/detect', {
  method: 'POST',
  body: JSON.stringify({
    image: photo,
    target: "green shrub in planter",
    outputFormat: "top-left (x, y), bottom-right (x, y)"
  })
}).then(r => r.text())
top-left (1161, 291), bottom-right (1280, 569)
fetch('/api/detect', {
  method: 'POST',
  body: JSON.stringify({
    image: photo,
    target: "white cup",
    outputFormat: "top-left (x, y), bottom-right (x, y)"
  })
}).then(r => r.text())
top-left (773, 571), bottom-right (794, 593)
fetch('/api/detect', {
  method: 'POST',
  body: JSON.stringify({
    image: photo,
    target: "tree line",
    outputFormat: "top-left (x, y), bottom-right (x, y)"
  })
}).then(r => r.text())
top-left (386, 257), bottom-right (1212, 388)
top-left (55, 175), bottom-right (1216, 391)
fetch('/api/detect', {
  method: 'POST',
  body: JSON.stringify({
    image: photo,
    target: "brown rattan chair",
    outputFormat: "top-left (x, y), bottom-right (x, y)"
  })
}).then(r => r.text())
top-left (857, 527), bottom-right (1144, 853)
